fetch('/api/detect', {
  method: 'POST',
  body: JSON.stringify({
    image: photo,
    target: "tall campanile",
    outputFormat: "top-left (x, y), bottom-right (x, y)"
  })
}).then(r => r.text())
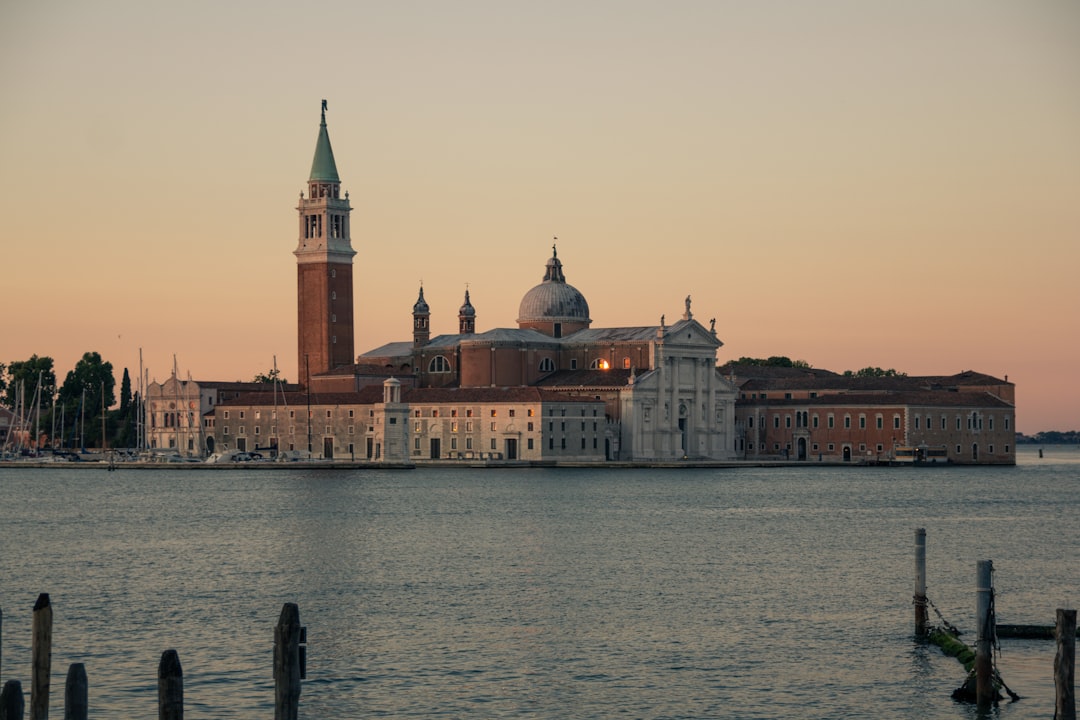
top-left (296, 101), bottom-right (356, 384)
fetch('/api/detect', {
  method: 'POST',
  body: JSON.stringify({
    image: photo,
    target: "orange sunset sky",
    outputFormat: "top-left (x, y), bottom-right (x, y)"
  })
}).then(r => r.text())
top-left (1, 1), bottom-right (1077, 434)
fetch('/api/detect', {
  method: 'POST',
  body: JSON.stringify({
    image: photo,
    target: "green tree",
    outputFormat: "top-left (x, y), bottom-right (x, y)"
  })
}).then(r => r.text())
top-left (843, 367), bottom-right (907, 378)
top-left (4, 355), bottom-right (57, 411)
top-left (0, 361), bottom-right (6, 401)
top-left (253, 368), bottom-right (287, 384)
top-left (734, 356), bottom-right (811, 368)
top-left (112, 368), bottom-right (136, 448)
top-left (58, 352), bottom-right (116, 448)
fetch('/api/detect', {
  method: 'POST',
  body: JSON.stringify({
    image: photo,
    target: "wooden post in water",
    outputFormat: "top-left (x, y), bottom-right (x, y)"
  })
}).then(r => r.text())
top-left (62, 665), bottom-right (86, 720)
top-left (1057, 608), bottom-right (1077, 720)
top-left (1, 680), bottom-right (24, 720)
top-left (30, 594), bottom-right (51, 720)
top-left (158, 650), bottom-right (183, 720)
top-left (274, 603), bottom-right (302, 720)
top-left (914, 528), bottom-right (928, 636)
top-left (975, 560), bottom-right (994, 710)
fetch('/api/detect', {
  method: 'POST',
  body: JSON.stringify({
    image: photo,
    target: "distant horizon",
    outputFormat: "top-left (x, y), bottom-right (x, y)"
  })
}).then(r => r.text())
top-left (2, 2), bottom-right (1076, 434)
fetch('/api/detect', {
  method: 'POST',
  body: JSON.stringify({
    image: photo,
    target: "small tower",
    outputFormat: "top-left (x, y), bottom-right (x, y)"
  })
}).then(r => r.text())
top-left (458, 288), bottom-right (476, 334)
top-left (412, 285), bottom-right (431, 348)
top-left (295, 100), bottom-right (356, 384)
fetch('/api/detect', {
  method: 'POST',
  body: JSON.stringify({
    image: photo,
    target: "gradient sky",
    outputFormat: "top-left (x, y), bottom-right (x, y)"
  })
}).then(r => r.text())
top-left (2, 1), bottom-right (1077, 434)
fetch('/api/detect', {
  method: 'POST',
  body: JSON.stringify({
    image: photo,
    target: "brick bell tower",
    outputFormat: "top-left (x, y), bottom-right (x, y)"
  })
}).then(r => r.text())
top-left (295, 101), bottom-right (356, 385)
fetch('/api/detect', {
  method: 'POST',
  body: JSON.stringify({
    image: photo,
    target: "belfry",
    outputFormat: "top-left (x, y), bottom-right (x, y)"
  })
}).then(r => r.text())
top-left (295, 101), bottom-right (356, 383)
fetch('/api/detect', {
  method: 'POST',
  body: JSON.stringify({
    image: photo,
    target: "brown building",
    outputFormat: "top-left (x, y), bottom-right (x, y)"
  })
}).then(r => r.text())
top-left (726, 365), bottom-right (1016, 464)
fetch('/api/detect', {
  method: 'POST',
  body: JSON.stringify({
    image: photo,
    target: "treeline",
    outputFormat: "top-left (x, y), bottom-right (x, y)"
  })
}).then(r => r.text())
top-left (0, 352), bottom-right (137, 450)
top-left (731, 356), bottom-right (906, 377)
top-left (1016, 431), bottom-right (1080, 445)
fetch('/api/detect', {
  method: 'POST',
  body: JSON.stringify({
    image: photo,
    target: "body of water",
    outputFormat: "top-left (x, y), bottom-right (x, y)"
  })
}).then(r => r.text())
top-left (1, 446), bottom-right (1078, 718)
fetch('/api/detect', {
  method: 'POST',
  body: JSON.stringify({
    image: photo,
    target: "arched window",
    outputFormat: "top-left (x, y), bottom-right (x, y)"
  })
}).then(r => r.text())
top-left (538, 358), bottom-right (555, 373)
top-left (428, 356), bottom-right (451, 373)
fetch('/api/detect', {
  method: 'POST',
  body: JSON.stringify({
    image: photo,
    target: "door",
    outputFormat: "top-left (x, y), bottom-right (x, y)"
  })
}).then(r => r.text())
top-left (430, 438), bottom-right (441, 459)
top-left (843, 445), bottom-right (851, 462)
top-left (505, 438), bottom-right (517, 460)
top-left (797, 437), bottom-right (807, 461)
top-left (323, 437), bottom-right (334, 459)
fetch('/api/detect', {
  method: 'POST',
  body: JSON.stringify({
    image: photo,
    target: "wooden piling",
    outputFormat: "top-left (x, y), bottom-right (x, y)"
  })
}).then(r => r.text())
top-left (914, 528), bottom-right (928, 636)
top-left (274, 603), bottom-right (302, 720)
top-left (975, 560), bottom-right (994, 710)
top-left (1057, 608), bottom-right (1077, 720)
top-left (1, 680), bottom-right (24, 720)
top-left (62, 665), bottom-right (86, 720)
top-left (30, 594), bottom-right (51, 720)
top-left (157, 650), bottom-right (183, 720)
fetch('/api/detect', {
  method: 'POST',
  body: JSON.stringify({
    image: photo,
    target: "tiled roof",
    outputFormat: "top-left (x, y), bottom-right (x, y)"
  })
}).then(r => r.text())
top-left (534, 369), bottom-right (633, 388)
top-left (403, 386), bottom-right (602, 404)
top-left (738, 390), bottom-right (1013, 409)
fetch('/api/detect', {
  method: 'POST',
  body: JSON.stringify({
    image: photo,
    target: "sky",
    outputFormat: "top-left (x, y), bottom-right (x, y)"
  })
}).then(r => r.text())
top-left (1, 1), bottom-right (1077, 434)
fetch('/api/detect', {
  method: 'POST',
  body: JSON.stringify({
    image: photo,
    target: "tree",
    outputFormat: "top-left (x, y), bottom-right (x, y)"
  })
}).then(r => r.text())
top-left (843, 367), bottom-right (907, 378)
top-left (57, 352), bottom-right (116, 448)
top-left (734, 356), bottom-right (811, 368)
top-left (253, 368), bottom-right (287, 384)
top-left (0, 361), bottom-right (6, 401)
top-left (4, 355), bottom-right (57, 411)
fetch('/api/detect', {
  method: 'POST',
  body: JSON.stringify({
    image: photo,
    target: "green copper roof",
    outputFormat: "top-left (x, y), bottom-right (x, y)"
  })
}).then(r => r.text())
top-left (309, 104), bottom-right (340, 182)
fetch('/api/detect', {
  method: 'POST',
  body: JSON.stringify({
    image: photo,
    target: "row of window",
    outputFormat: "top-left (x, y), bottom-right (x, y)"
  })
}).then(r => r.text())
top-left (748, 412), bottom-right (1011, 431)
top-left (747, 442), bottom-right (1011, 455)
top-left (427, 356), bottom-right (634, 374)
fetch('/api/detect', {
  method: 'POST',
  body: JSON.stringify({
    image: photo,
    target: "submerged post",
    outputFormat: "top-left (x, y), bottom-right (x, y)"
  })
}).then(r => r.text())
top-left (31, 594), bottom-right (51, 720)
top-left (914, 528), bottom-right (928, 636)
top-left (1057, 609), bottom-right (1076, 720)
top-left (158, 649), bottom-right (183, 720)
top-left (975, 560), bottom-right (994, 710)
top-left (274, 603), bottom-right (302, 720)
top-left (63, 664), bottom-right (86, 720)
top-left (1, 680), bottom-right (25, 720)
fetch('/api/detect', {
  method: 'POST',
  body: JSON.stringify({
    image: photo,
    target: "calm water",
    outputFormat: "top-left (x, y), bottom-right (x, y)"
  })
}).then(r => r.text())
top-left (1, 446), bottom-right (1078, 718)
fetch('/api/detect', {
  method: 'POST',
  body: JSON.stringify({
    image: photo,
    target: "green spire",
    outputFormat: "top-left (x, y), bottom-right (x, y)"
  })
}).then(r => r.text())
top-left (309, 100), bottom-right (340, 182)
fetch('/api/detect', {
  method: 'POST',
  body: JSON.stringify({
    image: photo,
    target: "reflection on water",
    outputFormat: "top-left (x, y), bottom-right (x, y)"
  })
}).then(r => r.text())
top-left (0, 453), bottom-right (1077, 719)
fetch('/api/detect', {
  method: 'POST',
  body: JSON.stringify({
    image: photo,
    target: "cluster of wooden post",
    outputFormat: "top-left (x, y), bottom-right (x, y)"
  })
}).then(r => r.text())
top-left (914, 528), bottom-right (1076, 718)
top-left (0, 595), bottom-right (305, 720)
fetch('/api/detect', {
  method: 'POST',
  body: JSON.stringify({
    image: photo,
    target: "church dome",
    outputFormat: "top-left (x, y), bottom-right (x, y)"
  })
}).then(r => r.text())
top-left (517, 247), bottom-right (591, 325)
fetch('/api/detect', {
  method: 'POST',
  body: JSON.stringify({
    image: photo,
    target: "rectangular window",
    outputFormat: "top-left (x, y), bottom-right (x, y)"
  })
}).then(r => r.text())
top-left (1005, 417), bottom-right (1010, 430)
top-left (326, 410), bottom-right (332, 419)
top-left (773, 416), bottom-right (780, 429)
top-left (224, 411), bottom-right (230, 420)
top-left (348, 425), bottom-right (354, 435)
top-left (451, 409), bottom-right (458, 418)
top-left (748, 416), bottom-right (754, 428)
top-left (466, 438), bottom-right (473, 450)
top-left (859, 415), bottom-right (866, 429)
top-left (509, 409), bottom-right (516, 417)
top-left (561, 438), bottom-right (566, 449)
top-left (828, 415), bottom-right (835, 429)
top-left (490, 409), bottom-right (497, 417)
top-left (528, 438), bottom-right (534, 450)
top-left (844, 416), bottom-right (851, 429)
top-left (581, 438), bottom-right (586, 449)
top-left (414, 438), bottom-right (421, 450)
top-left (239, 411), bottom-right (245, 419)
top-left (467, 409), bottom-right (474, 417)
top-left (915, 416), bottom-right (920, 429)
top-left (812, 414), bottom-right (819, 428)
top-left (451, 438), bottom-right (458, 450)
top-left (785, 416), bottom-right (791, 428)
top-left (528, 422), bottom-right (534, 431)
top-left (466, 421), bottom-right (473, 432)
top-left (255, 426), bottom-right (261, 436)
top-left (451, 422), bottom-right (458, 432)
top-left (527, 409), bottom-right (535, 417)
top-left (490, 438), bottom-right (497, 450)
top-left (876, 416), bottom-right (883, 429)
top-left (893, 415), bottom-right (900, 429)
top-left (490, 422), bottom-right (496, 432)
top-left (348, 410), bottom-right (354, 418)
